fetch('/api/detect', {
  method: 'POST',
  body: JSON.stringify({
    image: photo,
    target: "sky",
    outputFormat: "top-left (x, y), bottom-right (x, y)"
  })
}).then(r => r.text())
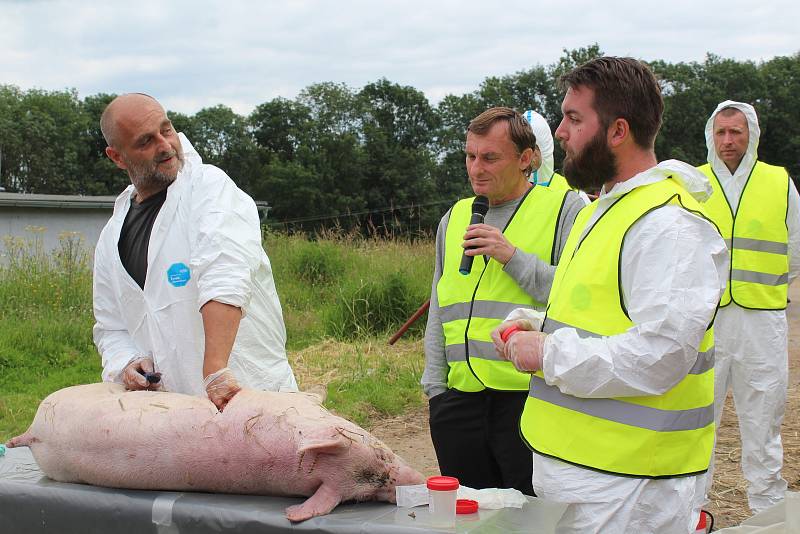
top-left (2, 0), bottom-right (798, 115)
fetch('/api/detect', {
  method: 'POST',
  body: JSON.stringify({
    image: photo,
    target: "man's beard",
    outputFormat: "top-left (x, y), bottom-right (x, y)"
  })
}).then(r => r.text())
top-left (125, 149), bottom-right (184, 194)
top-left (561, 129), bottom-right (617, 191)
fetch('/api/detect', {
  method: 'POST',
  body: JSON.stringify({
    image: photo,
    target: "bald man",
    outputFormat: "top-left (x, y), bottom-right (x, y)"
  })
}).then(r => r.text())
top-left (93, 94), bottom-right (297, 411)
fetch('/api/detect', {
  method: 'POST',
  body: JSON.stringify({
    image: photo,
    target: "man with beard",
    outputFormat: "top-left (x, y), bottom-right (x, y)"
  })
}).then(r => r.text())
top-left (93, 93), bottom-right (297, 410)
top-left (698, 101), bottom-right (800, 513)
top-left (490, 58), bottom-right (728, 533)
top-left (422, 107), bottom-right (584, 495)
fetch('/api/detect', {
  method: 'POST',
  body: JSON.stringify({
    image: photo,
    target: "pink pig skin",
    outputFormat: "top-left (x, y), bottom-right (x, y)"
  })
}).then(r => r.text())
top-left (6, 382), bottom-right (425, 522)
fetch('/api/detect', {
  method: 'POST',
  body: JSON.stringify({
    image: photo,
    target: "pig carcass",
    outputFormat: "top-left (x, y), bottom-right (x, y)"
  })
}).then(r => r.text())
top-left (6, 382), bottom-right (425, 522)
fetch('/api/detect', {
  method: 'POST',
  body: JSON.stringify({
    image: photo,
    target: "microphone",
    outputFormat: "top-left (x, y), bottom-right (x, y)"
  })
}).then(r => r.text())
top-left (459, 195), bottom-right (490, 275)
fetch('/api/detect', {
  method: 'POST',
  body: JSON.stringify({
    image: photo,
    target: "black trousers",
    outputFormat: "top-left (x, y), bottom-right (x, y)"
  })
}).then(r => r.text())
top-left (428, 388), bottom-right (534, 496)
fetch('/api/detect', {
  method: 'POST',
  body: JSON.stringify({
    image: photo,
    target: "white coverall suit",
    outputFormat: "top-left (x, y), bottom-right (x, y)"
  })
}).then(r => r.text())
top-left (511, 161), bottom-right (728, 533)
top-left (93, 134), bottom-right (298, 397)
top-left (703, 101), bottom-right (800, 512)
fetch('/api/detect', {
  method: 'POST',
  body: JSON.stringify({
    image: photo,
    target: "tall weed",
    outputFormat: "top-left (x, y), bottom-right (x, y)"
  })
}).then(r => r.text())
top-left (290, 240), bottom-right (346, 285)
top-left (265, 229), bottom-right (433, 346)
top-left (0, 228), bottom-right (92, 315)
top-left (325, 272), bottom-right (428, 339)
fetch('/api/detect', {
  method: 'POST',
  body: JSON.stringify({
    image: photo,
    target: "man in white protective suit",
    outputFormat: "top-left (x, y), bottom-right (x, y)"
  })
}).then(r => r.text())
top-left (93, 93), bottom-right (297, 411)
top-left (698, 100), bottom-right (800, 513)
top-left (490, 57), bottom-right (728, 533)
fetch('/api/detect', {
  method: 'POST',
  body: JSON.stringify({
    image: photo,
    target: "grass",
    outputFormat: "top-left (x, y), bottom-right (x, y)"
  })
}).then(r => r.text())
top-left (290, 338), bottom-right (426, 428)
top-left (0, 227), bottom-right (433, 441)
top-left (266, 228), bottom-right (433, 349)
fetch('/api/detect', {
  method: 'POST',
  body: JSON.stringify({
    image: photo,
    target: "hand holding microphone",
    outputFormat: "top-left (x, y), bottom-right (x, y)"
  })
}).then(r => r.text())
top-left (459, 196), bottom-right (517, 274)
top-left (459, 195), bottom-right (490, 275)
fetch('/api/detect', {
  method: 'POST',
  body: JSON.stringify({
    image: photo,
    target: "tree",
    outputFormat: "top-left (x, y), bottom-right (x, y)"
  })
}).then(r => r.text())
top-left (654, 54), bottom-right (765, 166)
top-left (0, 86), bottom-right (90, 194)
top-left (249, 98), bottom-right (312, 163)
top-left (3, 45), bottom-right (799, 228)
top-left (298, 82), bottom-right (361, 136)
top-left (80, 93), bottom-right (124, 195)
top-left (757, 53), bottom-right (800, 179)
top-left (432, 93), bottom-right (483, 201)
top-left (357, 79), bottom-right (441, 231)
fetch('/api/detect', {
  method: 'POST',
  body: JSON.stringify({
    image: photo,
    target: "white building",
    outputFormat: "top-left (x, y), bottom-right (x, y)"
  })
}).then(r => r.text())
top-left (0, 193), bottom-right (116, 258)
top-left (0, 192), bottom-right (271, 259)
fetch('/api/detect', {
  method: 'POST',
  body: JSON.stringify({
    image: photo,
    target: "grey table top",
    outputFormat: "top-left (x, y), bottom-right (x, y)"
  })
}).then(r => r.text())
top-left (0, 446), bottom-right (565, 533)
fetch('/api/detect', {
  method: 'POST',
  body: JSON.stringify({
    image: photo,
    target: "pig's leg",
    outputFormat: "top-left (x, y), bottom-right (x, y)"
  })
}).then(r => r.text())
top-left (285, 482), bottom-right (342, 522)
top-left (6, 429), bottom-right (35, 448)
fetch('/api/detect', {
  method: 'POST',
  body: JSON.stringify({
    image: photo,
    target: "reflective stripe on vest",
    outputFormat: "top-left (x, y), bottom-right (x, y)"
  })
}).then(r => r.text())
top-left (519, 178), bottom-right (716, 478)
top-left (698, 162), bottom-right (790, 310)
top-left (437, 186), bottom-right (568, 391)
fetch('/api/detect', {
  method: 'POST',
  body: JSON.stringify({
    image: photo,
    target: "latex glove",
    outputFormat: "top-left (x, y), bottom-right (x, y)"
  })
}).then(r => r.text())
top-left (122, 356), bottom-right (161, 391)
top-left (503, 331), bottom-right (548, 373)
top-left (491, 319), bottom-right (537, 359)
top-left (204, 367), bottom-right (242, 411)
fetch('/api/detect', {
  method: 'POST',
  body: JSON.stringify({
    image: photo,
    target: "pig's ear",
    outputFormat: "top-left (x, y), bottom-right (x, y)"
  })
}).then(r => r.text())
top-left (298, 435), bottom-right (350, 455)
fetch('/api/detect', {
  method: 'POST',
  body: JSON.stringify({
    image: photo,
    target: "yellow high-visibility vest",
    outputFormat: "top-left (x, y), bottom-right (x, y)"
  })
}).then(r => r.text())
top-left (545, 172), bottom-right (571, 192)
top-left (438, 186), bottom-right (569, 392)
top-left (698, 161), bottom-right (790, 310)
top-left (519, 178), bottom-right (716, 477)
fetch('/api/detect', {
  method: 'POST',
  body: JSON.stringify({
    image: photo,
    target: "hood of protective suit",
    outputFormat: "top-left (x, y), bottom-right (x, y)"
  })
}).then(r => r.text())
top-left (605, 160), bottom-right (713, 203)
top-left (524, 109), bottom-right (555, 183)
top-left (657, 160), bottom-right (713, 203)
top-left (705, 100), bottom-right (760, 182)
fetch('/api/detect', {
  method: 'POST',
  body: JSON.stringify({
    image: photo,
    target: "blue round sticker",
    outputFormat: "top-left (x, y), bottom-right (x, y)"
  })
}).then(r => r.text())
top-left (167, 262), bottom-right (191, 287)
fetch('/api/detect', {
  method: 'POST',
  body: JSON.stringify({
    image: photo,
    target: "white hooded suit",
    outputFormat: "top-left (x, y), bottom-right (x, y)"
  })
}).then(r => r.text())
top-left (702, 101), bottom-right (800, 512)
top-left (93, 134), bottom-right (297, 397)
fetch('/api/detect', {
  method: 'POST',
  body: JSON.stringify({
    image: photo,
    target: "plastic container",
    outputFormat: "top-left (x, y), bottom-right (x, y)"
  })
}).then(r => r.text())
top-left (427, 476), bottom-right (459, 527)
top-left (501, 324), bottom-right (523, 342)
top-left (456, 499), bottom-right (479, 514)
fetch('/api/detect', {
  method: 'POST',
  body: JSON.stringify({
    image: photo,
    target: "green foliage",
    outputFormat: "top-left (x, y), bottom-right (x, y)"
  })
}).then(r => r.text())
top-left (326, 351), bottom-right (423, 427)
top-left (290, 239), bottom-right (346, 285)
top-left (0, 86), bottom-right (120, 194)
top-left (290, 338), bottom-right (425, 429)
top-left (265, 230), bottom-right (433, 347)
top-left (0, 232), bottom-right (99, 440)
top-left (0, 228), bottom-right (92, 314)
top-left (325, 271), bottom-right (428, 340)
top-left (2, 45), bottom-right (799, 224)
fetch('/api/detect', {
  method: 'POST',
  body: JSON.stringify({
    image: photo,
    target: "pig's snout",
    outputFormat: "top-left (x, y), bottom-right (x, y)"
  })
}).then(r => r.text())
top-left (375, 463), bottom-right (425, 503)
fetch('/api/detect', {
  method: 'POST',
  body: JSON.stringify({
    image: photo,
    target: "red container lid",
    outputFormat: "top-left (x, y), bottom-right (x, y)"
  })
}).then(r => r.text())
top-left (426, 476), bottom-right (459, 491)
top-left (500, 324), bottom-right (523, 343)
top-left (456, 499), bottom-right (479, 514)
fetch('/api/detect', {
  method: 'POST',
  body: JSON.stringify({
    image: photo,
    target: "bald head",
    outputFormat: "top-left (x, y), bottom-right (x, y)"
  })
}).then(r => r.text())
top-left (100, 93), bottom-right (162, 147)
top-left (101, 93), bottom-right (184, 200)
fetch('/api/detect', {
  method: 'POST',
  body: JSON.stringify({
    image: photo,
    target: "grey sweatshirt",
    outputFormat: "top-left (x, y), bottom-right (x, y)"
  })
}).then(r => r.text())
top-left (421, 189), bottom-right (584, 398)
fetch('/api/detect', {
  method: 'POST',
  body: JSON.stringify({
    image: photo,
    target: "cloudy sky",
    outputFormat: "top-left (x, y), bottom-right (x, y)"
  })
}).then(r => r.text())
top-left (2, 0), bottom-right (797, 115)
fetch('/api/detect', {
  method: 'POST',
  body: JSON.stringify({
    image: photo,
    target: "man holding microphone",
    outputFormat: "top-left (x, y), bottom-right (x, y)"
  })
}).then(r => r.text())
top-left (422, 107), bottom-right (583, 495)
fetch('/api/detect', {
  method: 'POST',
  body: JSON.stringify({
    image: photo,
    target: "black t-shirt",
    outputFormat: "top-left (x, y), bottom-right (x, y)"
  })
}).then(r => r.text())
top-left (118, 189), bottom-right (168, 289)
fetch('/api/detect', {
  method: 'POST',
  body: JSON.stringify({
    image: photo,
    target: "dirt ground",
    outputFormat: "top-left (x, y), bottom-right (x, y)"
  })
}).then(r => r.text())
top-left (370, 284), bottom-right (800, 530)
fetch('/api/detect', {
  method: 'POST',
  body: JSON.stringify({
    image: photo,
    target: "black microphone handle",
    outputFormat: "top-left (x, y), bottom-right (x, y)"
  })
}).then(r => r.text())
top-left (459, 213), bottom-right (485, 275)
